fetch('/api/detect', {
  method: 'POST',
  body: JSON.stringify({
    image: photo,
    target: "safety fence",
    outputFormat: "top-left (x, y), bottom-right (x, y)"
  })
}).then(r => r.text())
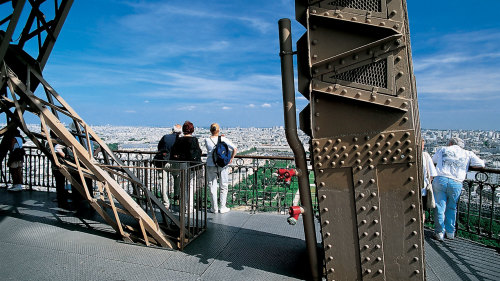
top-left (1, 147), bottom-right (499, 246)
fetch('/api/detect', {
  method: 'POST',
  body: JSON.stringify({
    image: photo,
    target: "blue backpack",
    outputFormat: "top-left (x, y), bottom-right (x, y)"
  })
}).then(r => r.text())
top-left (213, 136), bottom-right (231, 167)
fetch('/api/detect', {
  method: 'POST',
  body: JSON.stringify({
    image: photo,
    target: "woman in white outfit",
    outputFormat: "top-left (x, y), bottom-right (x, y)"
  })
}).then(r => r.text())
top-left (205, 123), bottom-right (237, 214)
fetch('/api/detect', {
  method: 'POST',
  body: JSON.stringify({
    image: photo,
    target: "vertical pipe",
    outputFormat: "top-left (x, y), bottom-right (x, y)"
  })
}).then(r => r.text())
top-left (278, 18), bottom-right (320, 281)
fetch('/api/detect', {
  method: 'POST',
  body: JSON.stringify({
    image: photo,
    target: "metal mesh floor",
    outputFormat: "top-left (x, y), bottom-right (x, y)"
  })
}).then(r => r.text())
top-left (0, 188), bottom-right (499, 280)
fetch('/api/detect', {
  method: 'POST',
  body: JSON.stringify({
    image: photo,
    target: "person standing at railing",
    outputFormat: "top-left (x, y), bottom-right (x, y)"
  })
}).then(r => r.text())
top-left (6, 129), bottom-right (25, 192)
top-left (204, 123), bottom-right (237, 214)
top-left (432, 137), bottom-right (485, 241)
top-left (421, 138), bottom-right (437, 223)
top-left (155, 124), bottom-right (182, 208)
top-left (170, 121), bottom-right (202, 212)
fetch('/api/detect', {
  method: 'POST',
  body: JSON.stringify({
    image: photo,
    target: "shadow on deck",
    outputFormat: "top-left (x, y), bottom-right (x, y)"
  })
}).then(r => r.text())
top-left (0, 188), bottom-right (499, 280)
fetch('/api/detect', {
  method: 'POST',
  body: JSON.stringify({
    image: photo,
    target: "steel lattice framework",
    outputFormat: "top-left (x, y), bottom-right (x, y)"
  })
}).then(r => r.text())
top-left (280, 1), bottom-right (425, 280)
top-left (0, 0), bottom-right (201, 250)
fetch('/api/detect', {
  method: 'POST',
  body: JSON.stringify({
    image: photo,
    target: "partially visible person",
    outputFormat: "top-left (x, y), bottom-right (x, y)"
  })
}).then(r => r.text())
top-left (204, 123), bottom-right (237, 214)
top-left (170, 121), bottom-right (202, 212)
top-left (49, 132), bottom-right (71, 209)
top-left (155, 124), bottom-right (182, 208)
top-left (432, 137), bottom-right (485, 241)
top-left (421, 139), bottom-right (437, 223)
top-left (7, 129), bottom-right (25, 192)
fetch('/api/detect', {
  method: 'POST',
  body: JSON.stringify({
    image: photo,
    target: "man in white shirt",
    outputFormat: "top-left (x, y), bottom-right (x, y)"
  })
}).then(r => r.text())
top-left (432, 137), bottom-right (485, 241)
top-left (205, 123), bottom-right (237, 214)
top-left (422, 139), bottom-right (437, 222)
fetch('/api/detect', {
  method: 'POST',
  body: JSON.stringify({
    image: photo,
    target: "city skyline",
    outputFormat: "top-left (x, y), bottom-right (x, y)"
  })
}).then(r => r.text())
top-left (9, 0), bottom-right (500, 129)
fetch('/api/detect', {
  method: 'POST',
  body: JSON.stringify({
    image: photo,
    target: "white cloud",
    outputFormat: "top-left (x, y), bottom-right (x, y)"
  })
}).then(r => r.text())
top-left (262, 103), bottom-right (271, 108)
top-left (247, 104), bottom-right (256, 108)
top-left (178, 105), bottom-right (196, 111)
top-left (222, 106), bottom-right (231, 110)
top-left (144, 100), bottom-right (150, 103)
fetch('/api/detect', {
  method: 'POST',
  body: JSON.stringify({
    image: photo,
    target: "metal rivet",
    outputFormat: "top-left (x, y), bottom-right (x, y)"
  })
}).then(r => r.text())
top-left (404, 132), bottom-right (411, 137)
top-left (395, 56), bottom-right (402, 62)
top-left (364, 245), bottom-right (370, 249)
top-left (402, 102), bottom-right (408, 108)
top-left (311, 9), bottom-right (317, 14)
top-left (378, 269), bottom-right (383, 274)
top-left (376, 257), bottom-right (382, 261)
top-left (382, 157), bottom-right (387, 162)
top-left (327, 244), bottom-right (332, 249)
top-left (324, 220), bottom-right (330, 225)
top-left (409, 177), bottom-right (414, 182)
top-left (351, 17), bottom-right (357, 21)
top-left (315, 126), bottom-right (320, 131)
top-left (329, 268), bottom-right (335, 273)
top-left (321, 195), bottom-right (327, 200)
top-left (354, 144), bottom-right (359, 150)
top-left (314, 148), bottom-right (321, 153)
top-left (353, 55), bottom-right (359, 60)
top-left (368, 151), bottom-right (373, 156)
top-left (324, 12), bottom-right (329, 16)
top-left (371, 192), bottom-right (377, 197)
top-left (359, 193), bottom-right (365, 198)
top-left (331, 162), bottom-right (336, 167)
top-left (392, 156), bottom-right (398, 161)
top-left (361, 206), bottom-right (366, 211)
top-left (319, 169), bottom-right (324, 174)
top-left (385, 142), bottom-right (391, 146)
top-left (369, 179), bottom-right (375, 184)
top-left (373, 220), bottom-right (379, 224)
top-left (402, 117), bottom-right (408, 122)
top-left (395, 141), bottom-right (401, 146)
top-left (399, 87), bottom-right (406, 92)
top-left (389, 133), bottom-right (395, 138)
top-left (336, 138), bottom-right (342, 143)
top-left (312, 39), bottom-right (318, 45)
top-left (413, 244), bottom-right (418, 249)
top-left (327, 86), bottom-right (333, 92)
top-left (358, 180), bottom-right (364, 185)
top-left (355, 92), bottom-right (361, 98)
top-left (391, 10), bottom-right (397, 16)
top-left (379, 22), bottom-right (386, 26)
top-left (415, 270), bottom-right (420, 274)
top-left (341, 89), bottom-right (347, 94)
top-left (409, 190), bottom-right (415, 195)
top-left (328, 256), bottom-right (333, 261)
top-left (375, 232), bottom-right (380, 237)
top-left (369, 165), bottom-right (375, 170)
top-left (316, 156), bottom-right (322, 160)
top-left (317, 163), bottom-right (323, 167)
top-left (375, 244), bottom-right (381, 249)
top-left (411, 204), bottom-right (416, 209)
top-left (323, 208), bottom-right (329, 212)
top-left (340, 161), bottom-right (345, 165)
top-left (357, 166), bottom-right (363, 170)
top-left (365, 269), bottom-right (372, 274)
top-left (365, 257), bottom-right (371, 261)
top-left (341, 145), bottom-right (347, 150)
top-left (394, 24), bottom-right (399, 29)
top-left (312, 54), bottom-right (318, 60)
top-left (362, 220), bottom-right (367, 224)
top-left (343, 153), bottom-right (349, 158)
top-left (411, 218), bottom-right (416, 222)
top-left (405, 140), bottom-right (412, 145)
top-left (332, 147), bottom-right (338, 152)
top-left (372, 206), bottom-right (378, 210)
top-left (375, 142), bottom-right (381, 147)
top-left (368, 158), bottom-right (373, 163)
top-left (325, 232), bottom-right (331, 237)
top-left (386, 149), bottom-right (392, 154)
top-left (337, 14), bottom-right (343, 19)
top-left (325, 155), bottom-right (331, 160)
top-left (396, 149), bottom-right (401, 154)
top-left (413, 257), bottom-right (419, 262)
top-left (365, 136), bottom-right (370, 140)
top-left (314, 141), bottom-right (320, 146)
top-left (363, 232), bottom-right (368, 237)
top-left (315, 112), bottom-right (320, 117)
top-left (366, 18), bottom-right (372, 23)
top-left (355, 152), bottom-right (361, 157)
top-left (412, 231), bottom-right (418, 236)
top-left (327, 139), bottom-right (333, 144)
top-left (385, 99), bottom-right (392, 104)
top-left (320, 182), bottom-right (326, 187)
top-left (334, 154), bottom-right (339, 159)
top-left (355, 159), bottom-right (361, 164)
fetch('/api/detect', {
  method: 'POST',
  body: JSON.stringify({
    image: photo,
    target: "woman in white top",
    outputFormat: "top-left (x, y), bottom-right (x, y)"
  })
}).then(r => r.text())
top-left (204, 123), bottom-right (237, 214)
top-left (432, 137), bottom-right (485, 241)
top-left (421, 139), bottom-right (437, 222)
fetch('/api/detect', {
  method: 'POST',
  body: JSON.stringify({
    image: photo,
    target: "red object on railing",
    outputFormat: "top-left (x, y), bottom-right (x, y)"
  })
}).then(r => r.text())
top-left (276, 168), bottom-right (296, 185)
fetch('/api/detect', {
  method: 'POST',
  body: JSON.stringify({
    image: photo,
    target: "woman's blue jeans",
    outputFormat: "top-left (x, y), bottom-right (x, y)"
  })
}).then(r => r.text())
top-left (433, 176), bottom-right (463, 235)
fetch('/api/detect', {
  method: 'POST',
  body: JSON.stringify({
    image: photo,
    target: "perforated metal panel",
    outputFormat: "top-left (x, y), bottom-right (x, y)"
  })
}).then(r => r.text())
top-left (329, 60), bottom-right (388, 88)
top-left (327, 0), bottom-right (382, 12)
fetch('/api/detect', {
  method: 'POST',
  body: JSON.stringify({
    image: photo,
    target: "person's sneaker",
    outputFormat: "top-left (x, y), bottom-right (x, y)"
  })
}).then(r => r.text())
top-left (219, 207), bottom-right (230, 214)
top-left (209, 207), bottom-right (219, 213)
top-left (434, 232), bottom-right (444, 241)
top-left (7, 184), bottom-right (23, 192)
top-left (445, 232), bottom-right (455, 239)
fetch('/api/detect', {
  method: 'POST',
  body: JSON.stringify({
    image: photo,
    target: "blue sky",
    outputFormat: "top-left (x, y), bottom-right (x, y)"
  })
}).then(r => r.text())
top-left (12, 0), bottom-right (500, 129)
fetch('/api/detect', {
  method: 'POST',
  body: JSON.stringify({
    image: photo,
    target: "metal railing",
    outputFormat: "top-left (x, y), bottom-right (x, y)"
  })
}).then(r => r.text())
top-left (2, 147), bottom-right (499, 246)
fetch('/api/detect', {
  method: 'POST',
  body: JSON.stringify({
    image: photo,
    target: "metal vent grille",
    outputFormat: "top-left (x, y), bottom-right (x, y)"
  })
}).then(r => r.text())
top-left (329, 60), bottom-right (387, 88)
top-left (327, 0), bottom-right (382, 12)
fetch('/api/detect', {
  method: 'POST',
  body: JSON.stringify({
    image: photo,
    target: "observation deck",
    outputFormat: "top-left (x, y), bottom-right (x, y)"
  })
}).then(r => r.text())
top-left (1, 188), bottom-right (499, 281)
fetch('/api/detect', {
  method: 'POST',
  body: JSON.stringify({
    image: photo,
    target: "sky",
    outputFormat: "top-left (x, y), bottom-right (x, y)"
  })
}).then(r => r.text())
top-left (5, 0), bottom-right (500, 129)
